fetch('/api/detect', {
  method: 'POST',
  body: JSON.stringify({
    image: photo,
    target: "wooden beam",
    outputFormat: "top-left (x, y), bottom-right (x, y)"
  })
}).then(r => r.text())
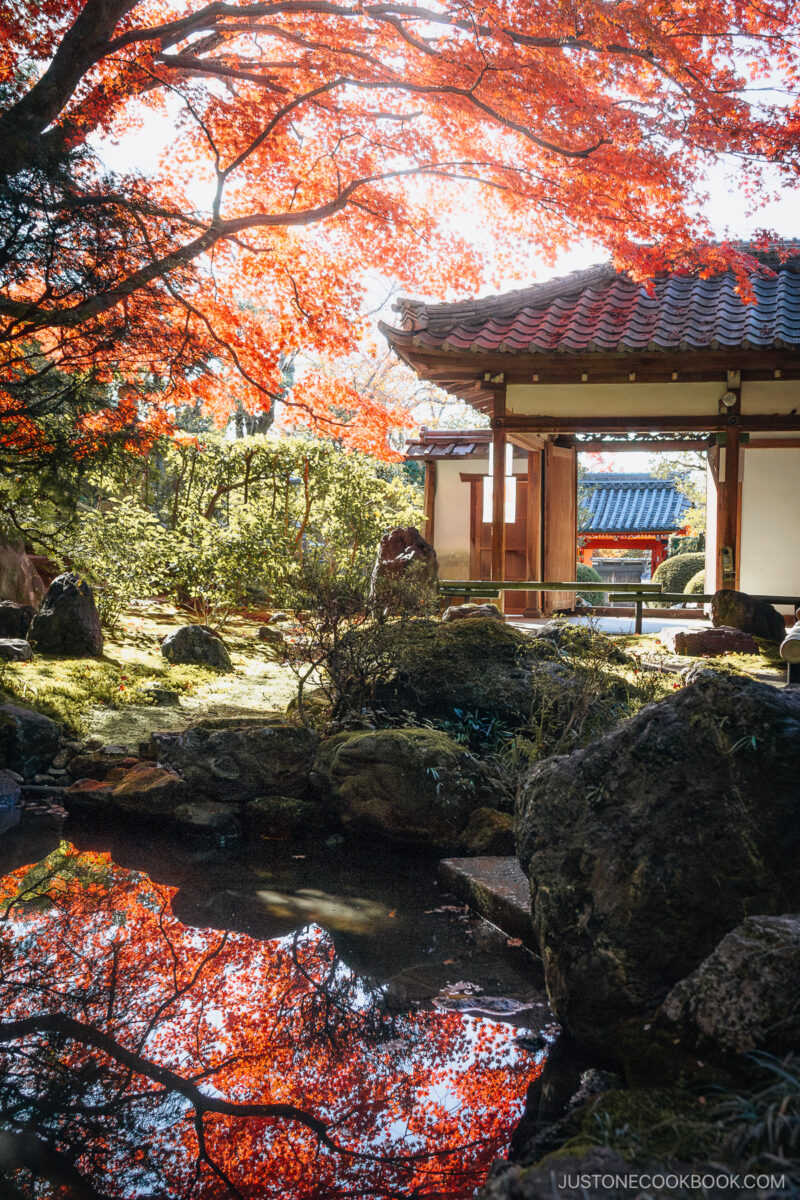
top-left (392, 345), bottom-right (800, 386)
top-left (505, 414), bottom-right (726, 433)
top-left (422, 460), bottom-right (436, 547)
top-left (744, 438), bottom-right (800, 449)
top-left (576, 439), bottom-right (710, 453)
top-left (525, 450), bottom-right (542, 616)
top-left (508, 431), bottom-right (546, 452)
top-left (491, 398), bottom-right (507, 586)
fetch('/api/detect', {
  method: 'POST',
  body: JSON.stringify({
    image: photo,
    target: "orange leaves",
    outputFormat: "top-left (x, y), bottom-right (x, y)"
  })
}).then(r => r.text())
top-left (2, 0), bottom-right (798, 461)
top-left (281, 368), bottom-right (414, 458)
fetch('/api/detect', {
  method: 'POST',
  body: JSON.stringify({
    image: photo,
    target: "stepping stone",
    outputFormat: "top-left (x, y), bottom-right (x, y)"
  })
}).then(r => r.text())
top-left (439, 856), bottom-right (536, 949)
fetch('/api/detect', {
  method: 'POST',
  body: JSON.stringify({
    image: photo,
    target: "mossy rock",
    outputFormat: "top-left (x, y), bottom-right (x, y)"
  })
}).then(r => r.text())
top-left (311, 726), bottom-right (495, 850)
top-left (516, 673), bottom-right (800, 1059)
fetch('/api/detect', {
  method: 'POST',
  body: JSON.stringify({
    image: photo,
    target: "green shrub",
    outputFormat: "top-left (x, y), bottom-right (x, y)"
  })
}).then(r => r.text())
top-left (685, 568), bottom-right (706, 595)
top-left (648, 552), bottom-right (706, 607)
top-left (576, 562), bottom-right (604, 606)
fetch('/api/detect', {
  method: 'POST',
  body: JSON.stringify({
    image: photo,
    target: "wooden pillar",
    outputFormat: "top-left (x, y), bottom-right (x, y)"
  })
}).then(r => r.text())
top-left (719, 381), bottom-right (741, 590)
top-left (524, 449), bottom-right (542, 616)
top-left (491, 396), bottom-right (507, 585)
top-left (422, 460), bottom-right (436, 547)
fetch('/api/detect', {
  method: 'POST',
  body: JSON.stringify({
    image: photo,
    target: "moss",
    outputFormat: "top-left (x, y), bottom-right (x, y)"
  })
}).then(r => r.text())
top-left (0, 656), bottom-right (214, 734)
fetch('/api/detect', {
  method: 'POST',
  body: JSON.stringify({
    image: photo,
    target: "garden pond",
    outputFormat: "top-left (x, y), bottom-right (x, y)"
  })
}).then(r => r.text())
top-left (0, 812), bottom-right (551, 1199)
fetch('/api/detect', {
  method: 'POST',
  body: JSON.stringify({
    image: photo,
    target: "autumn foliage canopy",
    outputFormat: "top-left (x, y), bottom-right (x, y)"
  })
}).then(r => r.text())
top-left (1, 0), bottom-right (799, 455)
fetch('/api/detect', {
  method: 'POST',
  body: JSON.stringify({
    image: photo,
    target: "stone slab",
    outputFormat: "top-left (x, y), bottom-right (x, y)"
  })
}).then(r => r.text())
top-left (661, 624), bottom-right (757, 656)
top-left (439, 856), bottom-right (536, 948)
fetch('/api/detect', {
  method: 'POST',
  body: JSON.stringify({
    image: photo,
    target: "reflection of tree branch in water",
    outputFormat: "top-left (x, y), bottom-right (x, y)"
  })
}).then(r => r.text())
top-left (0, 845), bottom-right (534, 1199)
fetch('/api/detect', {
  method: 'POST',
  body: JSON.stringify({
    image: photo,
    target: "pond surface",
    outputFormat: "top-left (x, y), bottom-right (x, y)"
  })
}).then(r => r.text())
top-left (0, 815), bottom-right (550, 1199)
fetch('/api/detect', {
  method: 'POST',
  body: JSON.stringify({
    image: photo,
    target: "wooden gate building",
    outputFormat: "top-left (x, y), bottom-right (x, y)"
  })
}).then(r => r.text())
top-left (383, 246), bottom-right (800, 615)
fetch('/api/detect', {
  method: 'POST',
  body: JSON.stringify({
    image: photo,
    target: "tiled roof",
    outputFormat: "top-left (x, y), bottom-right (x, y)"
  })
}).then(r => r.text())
top-left (382, 245), bottom-right (800, 359)
top-left (580, 474), bottom-right (691, 533)
top-left (404, 429), bottom-right (490, 459)
top-left (404, 427), bottom-right (529, 460)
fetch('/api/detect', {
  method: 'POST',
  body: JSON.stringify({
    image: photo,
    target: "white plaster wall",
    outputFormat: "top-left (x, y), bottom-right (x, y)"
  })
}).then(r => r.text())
top-left (507, 381), bottom-right (723, 418)
top-left (505, 379), bottom-right (800, 419)
top-left (741, 380), bottom-right (800, 413)
top-left (433, 459), bottom-right (475, 578)
top-left (739, 448), bottom-right (800, 607)
top-left (432, 453), bottom-right (527, 578)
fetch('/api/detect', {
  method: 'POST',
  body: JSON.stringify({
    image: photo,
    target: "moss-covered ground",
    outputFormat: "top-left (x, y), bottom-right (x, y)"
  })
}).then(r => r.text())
top-left (0, 602), bottom-right (297, 738)
top-left (615, 632), bottom-right (785, 681)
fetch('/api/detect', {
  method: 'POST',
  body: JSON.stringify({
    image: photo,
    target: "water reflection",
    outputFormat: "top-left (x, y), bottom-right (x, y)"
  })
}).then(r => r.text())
top-left (0, 842), bottom-right (541, 1198)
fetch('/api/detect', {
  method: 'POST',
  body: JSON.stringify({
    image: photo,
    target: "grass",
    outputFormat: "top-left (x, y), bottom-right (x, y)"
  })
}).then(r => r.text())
top-left (546, 1054), bottom-right (800, 1183)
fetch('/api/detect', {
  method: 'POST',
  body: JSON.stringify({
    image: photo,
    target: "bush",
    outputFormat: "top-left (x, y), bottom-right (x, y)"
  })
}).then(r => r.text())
top-left (576, 561), bottom-right (604, 606)
top-left (648, 552), bottom-right (706, 607)
top-left (685, 568), bottom-right (706, 596)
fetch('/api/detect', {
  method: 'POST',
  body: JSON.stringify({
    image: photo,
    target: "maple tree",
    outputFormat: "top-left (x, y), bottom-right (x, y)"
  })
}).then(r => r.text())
top-left (1, 0), bottom-right (799, 460)
top-left (0, 844), bottom-right (537, 1198)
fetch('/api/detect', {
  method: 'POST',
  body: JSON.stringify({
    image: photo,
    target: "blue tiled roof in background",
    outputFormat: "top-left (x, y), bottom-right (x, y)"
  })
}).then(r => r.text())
top-left (580, 474), bottom-right (691, 533)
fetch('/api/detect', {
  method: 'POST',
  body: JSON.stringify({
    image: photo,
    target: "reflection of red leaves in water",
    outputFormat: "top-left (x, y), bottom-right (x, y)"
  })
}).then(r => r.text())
top-left (0, 845), bottom-right (539, 1198)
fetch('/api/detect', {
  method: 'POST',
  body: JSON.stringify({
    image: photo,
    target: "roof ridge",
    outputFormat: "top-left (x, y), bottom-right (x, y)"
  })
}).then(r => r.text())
top-left (392, 240), bottom-right (800, 330)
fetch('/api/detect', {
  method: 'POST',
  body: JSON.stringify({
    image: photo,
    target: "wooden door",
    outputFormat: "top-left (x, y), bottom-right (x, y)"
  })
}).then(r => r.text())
top-left (471, 480), bottom-right (528, 614)
top-left (542, 443), bottom-right (577, 614)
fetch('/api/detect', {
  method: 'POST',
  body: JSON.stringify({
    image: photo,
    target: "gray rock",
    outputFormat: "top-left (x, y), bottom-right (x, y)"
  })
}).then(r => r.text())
top-left (0, 600), bottom-right (35, 639)
top-left (658, 914), bottom-right (800, 1055)
top-left (442, 602), bottom-right (503, 623)
top-left (0, 769), bottom-right (22, 805)
top-left (150, 718), bottom-right (318, 803)
top-left (0, 703), bottom-right (61, 778)
top-left (257, 625), bottom-right (285, 643)
top-left (515, 674), bottom-right (800, 1057)
top-left (0, 639), bottom-right (32, 662)
top-left (369, 526), bottom-right (438, 612)
top-left (160, 624), bottom-right (232, 671)
top-left (661, 624), bottom-right (757, 656)
top-left (710, 589), bottom-right (785, 641)
top-left (268, 612), bottom-right (290, 623)
top-left (28, 573), bottom-right (103, 657)
top-left (174, 801), bottom-right (239, 831)
top-left (312, 727), bottom-right (492, 850)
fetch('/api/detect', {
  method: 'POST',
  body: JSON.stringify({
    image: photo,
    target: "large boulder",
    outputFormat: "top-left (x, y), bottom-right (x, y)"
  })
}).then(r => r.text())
top-left (28, 573), bottom-right (103, 657)
top-left (149, 718), bottom-right (318, 803)
top-left (160, 624), bottom-right (232, 671)
top-left (0, 540), bottom-right (45, 607)
top-left (710, 589), bottom-right (785, 641)
top-left (515, 674), bottom-right (800, 1057)
top-left (311, 727), bottom-right (493, 850)
top-left (369, 526), bottom-right (438, 612)
top-left (657, 914), bottom-right (800, 1058)
top-left (0, 703), bottom-right (61, 778)
top-left (0, 601), bottom-right (35, 639)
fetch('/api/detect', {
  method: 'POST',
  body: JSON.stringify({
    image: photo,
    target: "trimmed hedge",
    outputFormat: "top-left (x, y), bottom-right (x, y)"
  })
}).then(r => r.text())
top-left (686, 568), bottom-right (706, 595)
top-left (648, 551), bottom-right (706, 607)
top-left (576, 561), bottom-right (604, 607)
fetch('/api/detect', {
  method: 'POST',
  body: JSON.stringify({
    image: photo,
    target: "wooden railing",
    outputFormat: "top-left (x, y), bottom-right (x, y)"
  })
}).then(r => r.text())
top-left (439, 579), bottom-right (800, 635)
